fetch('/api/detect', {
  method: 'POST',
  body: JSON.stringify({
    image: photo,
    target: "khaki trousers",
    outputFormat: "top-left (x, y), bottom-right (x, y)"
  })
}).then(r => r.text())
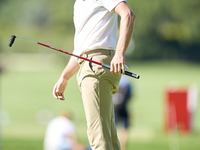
top-left (77, 49), bottom-right (121, 150)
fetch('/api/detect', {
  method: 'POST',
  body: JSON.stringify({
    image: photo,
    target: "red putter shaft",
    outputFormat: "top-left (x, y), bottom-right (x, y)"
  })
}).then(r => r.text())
top-left (9, 34), bottom-right (139, 79)
top-left (38, 42), bottom-right (102, 66)
top-left (37, 42), bottom-right (140, 79)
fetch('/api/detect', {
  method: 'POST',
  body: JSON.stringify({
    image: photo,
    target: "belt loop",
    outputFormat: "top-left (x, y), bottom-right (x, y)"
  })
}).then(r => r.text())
top-left (77, 53), bottom-right (88, 65)
top-left (111, 50), bottom-right (115, 56)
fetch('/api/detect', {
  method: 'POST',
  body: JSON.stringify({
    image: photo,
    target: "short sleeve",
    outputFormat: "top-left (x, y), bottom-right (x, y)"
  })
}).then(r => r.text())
top-left (100, 0), bottom-right (126, 12)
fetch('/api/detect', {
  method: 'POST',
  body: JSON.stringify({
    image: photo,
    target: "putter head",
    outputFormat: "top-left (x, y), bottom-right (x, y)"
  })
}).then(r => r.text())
top-left (9, 35), bottom-right (16, 47)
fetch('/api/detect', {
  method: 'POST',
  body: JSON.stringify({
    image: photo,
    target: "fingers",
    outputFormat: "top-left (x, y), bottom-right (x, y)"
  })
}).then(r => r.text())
top-left (57, 94), bottom-right (65, 100)
top-left (110, 54), bottom-right (125, 74)
top-left (121, 64), bottom-right (125, 74)
top-left (110, 63), bottom-right (125, 74)
top-left (53, 78), bottom-right (68, 100)
top-left (53, 84), bottom-right (65, 101)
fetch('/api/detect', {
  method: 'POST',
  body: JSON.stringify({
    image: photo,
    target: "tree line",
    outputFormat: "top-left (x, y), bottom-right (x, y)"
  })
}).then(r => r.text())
top-left (1, 0), bottom-right (200, 62)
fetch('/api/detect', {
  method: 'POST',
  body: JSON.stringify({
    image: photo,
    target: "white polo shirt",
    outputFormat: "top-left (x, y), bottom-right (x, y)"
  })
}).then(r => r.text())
top-left (73, 0), bottom-right (126, 56)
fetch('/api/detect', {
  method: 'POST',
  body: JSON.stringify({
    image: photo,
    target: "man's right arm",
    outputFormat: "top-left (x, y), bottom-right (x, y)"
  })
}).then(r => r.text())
top-left (53, 55), bottom-right (80, 100)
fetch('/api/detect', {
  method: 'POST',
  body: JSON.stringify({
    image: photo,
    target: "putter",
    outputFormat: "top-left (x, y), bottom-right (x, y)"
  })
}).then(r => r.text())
top-left (9, 35), bottom-right (140, 79)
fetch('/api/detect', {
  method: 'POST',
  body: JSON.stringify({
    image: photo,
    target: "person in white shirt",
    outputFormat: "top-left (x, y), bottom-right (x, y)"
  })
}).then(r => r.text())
top-left (53, 0), bottom-right (135, 149)
top-left (44, 111), bottom-right (84, 150)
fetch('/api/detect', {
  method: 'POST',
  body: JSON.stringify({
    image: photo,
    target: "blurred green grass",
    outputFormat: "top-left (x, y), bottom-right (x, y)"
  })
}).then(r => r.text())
top-left (1, 60), bottom-right (200, 150)
top-left (1, 0), bottom-right (200, 149)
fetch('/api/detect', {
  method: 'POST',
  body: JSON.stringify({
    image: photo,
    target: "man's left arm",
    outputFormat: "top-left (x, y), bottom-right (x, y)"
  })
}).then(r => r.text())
top-left (110, 1), bottom-right (135, 74)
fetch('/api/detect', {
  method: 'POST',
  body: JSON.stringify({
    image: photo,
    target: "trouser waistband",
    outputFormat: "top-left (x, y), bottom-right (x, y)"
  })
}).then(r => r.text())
top-left (78, 49), bottom-right (115, 65)
top-left (81, 49), bottom-right (115, 57)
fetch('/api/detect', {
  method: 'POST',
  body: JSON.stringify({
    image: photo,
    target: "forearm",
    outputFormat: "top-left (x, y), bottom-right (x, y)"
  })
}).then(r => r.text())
top-left (60, 56), bottom-right (80, 81)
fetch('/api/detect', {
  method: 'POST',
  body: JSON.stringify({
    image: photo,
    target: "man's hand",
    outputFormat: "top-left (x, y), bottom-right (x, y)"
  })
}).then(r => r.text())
top-left (53, 77), bottom-right (68, 100)
top-left (52, 55), bottom-right (80, 100)
top-left (110, 53), bottom-right (125, 74)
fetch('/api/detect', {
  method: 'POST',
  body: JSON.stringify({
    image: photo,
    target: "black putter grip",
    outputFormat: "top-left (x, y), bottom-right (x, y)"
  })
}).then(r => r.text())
top-left (124, 70), bottom-right (140, 79)
top-left (102, 64), bottom-right (140, 79)
top-left (9, 35), bottom-right (16, 47)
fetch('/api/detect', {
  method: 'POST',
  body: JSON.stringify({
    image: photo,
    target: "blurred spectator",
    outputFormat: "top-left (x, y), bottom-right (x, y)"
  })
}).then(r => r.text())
top-left (113, 75), bottom-right (133, 150)
top-left (44, 110), bottom-right (85, 150)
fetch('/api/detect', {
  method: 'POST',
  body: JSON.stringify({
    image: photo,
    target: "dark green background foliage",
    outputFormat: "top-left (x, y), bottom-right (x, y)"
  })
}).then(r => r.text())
top-left (0, 0), bottom-right (199, 61)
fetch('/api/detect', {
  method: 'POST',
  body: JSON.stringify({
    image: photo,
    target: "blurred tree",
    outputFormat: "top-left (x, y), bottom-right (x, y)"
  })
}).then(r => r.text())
top-left (0, 0), bottom-right (5, 4)
top-left (127, 0), bottom-right (200, 62)
top-left (0, 0), bottom-right (199, 62)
